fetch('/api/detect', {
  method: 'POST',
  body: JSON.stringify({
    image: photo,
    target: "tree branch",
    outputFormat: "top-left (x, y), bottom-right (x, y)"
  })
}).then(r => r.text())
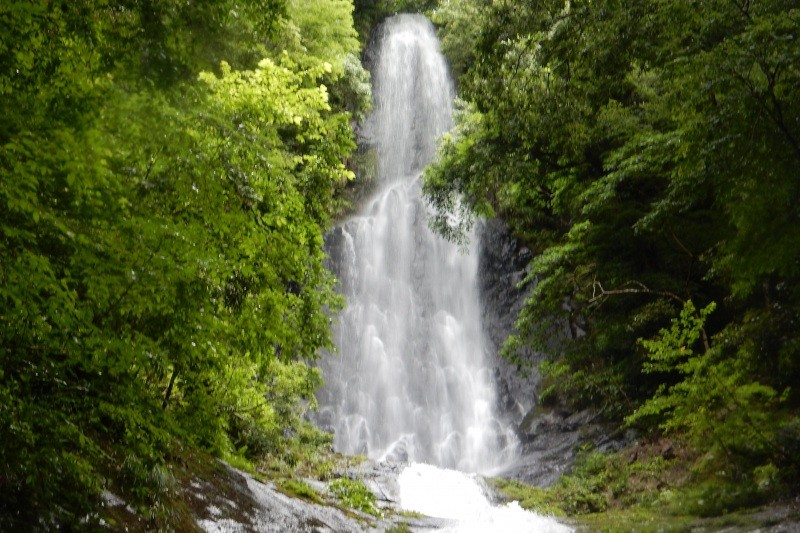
top-left (588, 279), bottom-right (711, 352)
top-left (589, 279), bottom-right (684, 304)
top-left (162, 366), bottom-right (179, 410)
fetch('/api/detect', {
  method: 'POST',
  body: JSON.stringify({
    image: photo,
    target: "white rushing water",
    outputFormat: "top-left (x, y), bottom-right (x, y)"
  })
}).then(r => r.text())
top-left (399, 463), bottom-right (572, 533)
top-left (317, 13), bottom-right (515, 474)
top-left (316, 14), bottom-right (572, 531)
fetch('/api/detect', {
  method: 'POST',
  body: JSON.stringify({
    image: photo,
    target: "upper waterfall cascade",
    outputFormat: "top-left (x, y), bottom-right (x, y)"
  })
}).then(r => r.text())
top-left (316, 14), bottom-right (516, 474)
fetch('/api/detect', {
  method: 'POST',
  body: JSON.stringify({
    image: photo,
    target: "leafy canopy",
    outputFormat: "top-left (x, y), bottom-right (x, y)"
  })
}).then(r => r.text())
top-left (0, 0), bottom-right (366, 528)
top-left (427, 0), bottom-right (800, 488)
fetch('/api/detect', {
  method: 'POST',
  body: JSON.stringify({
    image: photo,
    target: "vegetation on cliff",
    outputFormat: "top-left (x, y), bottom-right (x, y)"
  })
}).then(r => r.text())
top-left (426, 0), bottom-right (800, 514)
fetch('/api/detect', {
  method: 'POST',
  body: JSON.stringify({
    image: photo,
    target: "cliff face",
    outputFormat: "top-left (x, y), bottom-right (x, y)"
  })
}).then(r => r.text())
top-left (478, 219), bottom-right (629, 486)
top-left (476, 219), bottom-right (538, 422)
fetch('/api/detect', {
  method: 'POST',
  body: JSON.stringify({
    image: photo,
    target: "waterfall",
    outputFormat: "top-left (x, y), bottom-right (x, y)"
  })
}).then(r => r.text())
top-left (317, 14), bottom-right (515, 474)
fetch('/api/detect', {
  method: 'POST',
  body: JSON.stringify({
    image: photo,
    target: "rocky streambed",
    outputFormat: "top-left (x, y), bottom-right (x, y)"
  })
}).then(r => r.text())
top-left (98, 456), bottom-right (574, 532)
top-left (99, 458), bottom-right (448, 532)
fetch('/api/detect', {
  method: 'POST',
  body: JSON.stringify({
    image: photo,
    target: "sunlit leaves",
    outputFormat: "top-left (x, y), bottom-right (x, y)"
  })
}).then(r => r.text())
top-left (629, 301), bottom-right (787, 469)
top-left (1, 0), bottom-right (360, 527)
top-left (286, 0), bottom-right (359, 74)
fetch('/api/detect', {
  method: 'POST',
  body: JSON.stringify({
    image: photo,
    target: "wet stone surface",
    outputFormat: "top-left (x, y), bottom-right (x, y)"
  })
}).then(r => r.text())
top-left (186, 459), bottom-right (450, 532)
top-left (477, 219), bottom-right (632, 487)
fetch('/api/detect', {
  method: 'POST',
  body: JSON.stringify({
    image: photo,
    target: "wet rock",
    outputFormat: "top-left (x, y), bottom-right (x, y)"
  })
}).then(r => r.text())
top-left (477, 219), bottom-right (632, 486)
top-left (186, 459), bottom-right (450, 532)
top-left (477, 218), bottom-right (538, 422)
top-left (192, 463), bottom-right (377, 532)
top-left (496, 408), bottom-right (634, 487)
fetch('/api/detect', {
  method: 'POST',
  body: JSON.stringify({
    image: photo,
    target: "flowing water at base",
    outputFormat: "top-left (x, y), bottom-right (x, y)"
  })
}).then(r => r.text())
top-left (399, 463), bottom-right (572, 532)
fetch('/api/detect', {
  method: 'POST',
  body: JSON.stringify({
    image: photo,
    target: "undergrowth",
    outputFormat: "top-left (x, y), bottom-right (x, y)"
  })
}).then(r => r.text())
top-left (329, 477), bottom-right (381, 517)
top-left (490, 437), bottom-right (798, 531)
top-left (277, 479), bottom-right (323, 504)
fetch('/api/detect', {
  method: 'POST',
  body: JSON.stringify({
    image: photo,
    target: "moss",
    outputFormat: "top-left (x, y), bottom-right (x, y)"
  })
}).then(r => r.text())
top-left (276, 480), bottom-right (323, 504)
top-left (574, 504), bottom-right (795, 533)
top-left (575, 507), bottom-right (701, 532)
top-left (491, 438), bottom-right (798, 532)
top-left (329, 477), bottom-right (381, 517)
top-left (487, 478), bottom-right (566, 516)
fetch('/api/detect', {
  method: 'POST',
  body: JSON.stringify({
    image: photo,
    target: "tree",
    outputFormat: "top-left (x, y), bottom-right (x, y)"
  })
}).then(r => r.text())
top-left (426, 0), bottom-right (800, 488)
top-left (0, 0), bottom-right (363, 527)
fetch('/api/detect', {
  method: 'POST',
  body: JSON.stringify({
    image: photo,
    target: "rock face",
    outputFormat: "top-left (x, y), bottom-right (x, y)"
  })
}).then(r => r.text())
top-left (476, 218), bottom-right (537, 423)
top-left (190, 460), bottom-right (447, 532)
top-left (477, 219), bottom-right (629, 486)
top-left (505, 408), bottom-right (633, 487)
top-left (193, 466), bottom-right (368, 533)
top-left (99, 456), bottom-right (451, 532)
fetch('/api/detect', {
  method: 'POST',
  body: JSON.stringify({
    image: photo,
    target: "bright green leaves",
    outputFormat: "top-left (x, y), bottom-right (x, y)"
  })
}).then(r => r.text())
top-left (629, 301), bottom-right (789, 475)
top-left (286, 0), bottom-right (359, 74)
top-left (278, 0), bottom-right (371, 123)
top-left (200, 58), bottom-right (332, 137)
top-left (190, 55), bottom-right (351, 374)
top-left (198, 56), bottom-right (355, 226)
top-left (637, 301), bottom-right (716, 376)
top-left (1, 0), bottom-right (362, 528)
top-left (217, 356), bottom-right (322, 459)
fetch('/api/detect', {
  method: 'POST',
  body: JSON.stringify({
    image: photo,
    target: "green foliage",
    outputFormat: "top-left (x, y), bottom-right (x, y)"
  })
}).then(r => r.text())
top-left (493, 442), bottom-right (791, 530)
top-left (286, 0), bottom-right (360, 73)
top-left (431, 0), bottom-right (490, 80)
top-left (352, 0), bottom-right (437, 48)
top-left (635, 301), bottom-right (716, 378)
top-left (329, 477), bottom-right (381, 516)
top-left (278, 479), bottom-right (323, 504)
top-left (493, 446), bottom-right (674, 516)
top-left (0, 0), bottom-right (364, 528)
top-left (428, 0), bottom-right (800, 492)
top-left (424, 99), bottom-right (490, 245)
top-left (487, 477), bottom-right (565, 517)
top-left (668, 479), bottom-right (766, 519)
top-left (628, 301), bottom-right (793, 483)
top-left (494, 441), bottom-right (799, 529)
top-left (257, 422), bottom-right (339, 480)
top-left (279, 0), bottom-right (372, 121)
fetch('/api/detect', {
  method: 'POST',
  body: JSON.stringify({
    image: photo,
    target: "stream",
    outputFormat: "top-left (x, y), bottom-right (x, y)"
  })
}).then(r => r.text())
top-left (399, 463), bottom-right (570, 532)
